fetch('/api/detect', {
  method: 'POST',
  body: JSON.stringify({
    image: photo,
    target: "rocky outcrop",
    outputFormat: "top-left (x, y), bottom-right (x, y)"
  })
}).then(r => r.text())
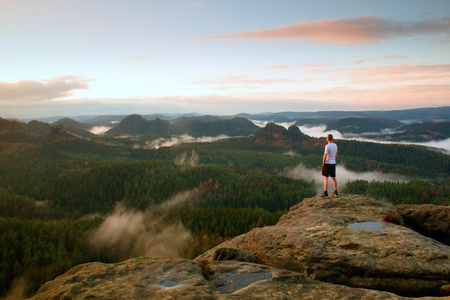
top-left (252, 122), bottom-right (310, 148)
top-left (196, 195), bottom-right (450, 297)
top-left (30, 195), bottom-right (450, 299)
top-left (31, 257), bottom-right (431, 300)
top-left (395, 204), bottom-right (450, 245)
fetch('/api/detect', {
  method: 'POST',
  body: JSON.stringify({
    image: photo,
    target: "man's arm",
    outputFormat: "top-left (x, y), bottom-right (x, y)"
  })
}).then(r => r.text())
top-left (322, 153), bottom-right (327, 166)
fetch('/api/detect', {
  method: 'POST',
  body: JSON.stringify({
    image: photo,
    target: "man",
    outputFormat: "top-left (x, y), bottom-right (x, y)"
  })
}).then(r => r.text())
top-left (321, 134), bottom-right (338, 198)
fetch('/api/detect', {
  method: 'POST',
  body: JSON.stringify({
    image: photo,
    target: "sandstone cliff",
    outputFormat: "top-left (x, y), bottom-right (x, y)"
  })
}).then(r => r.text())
top-left (30, 195), bottom-right (450, 299)
top-left (196, 195), bottom-right (450, 297)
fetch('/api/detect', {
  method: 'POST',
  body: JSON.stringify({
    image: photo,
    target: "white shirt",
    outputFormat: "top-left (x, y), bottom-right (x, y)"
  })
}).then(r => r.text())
top-left (324, 143), bottom-right (337, 164)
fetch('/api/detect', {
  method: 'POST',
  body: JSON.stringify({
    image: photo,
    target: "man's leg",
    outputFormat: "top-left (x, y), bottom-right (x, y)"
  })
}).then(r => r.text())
top-left (331, 177), bottom-right (337, 191)
top-left (323, 176), bottom-right (328, 192)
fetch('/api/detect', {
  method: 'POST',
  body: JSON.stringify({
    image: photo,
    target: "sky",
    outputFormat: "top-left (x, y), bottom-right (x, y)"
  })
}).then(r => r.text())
top-left (1, 0), bottom-right (450, 119)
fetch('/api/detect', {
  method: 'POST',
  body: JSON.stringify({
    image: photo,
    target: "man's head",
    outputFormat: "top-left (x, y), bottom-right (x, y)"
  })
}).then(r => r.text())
top-left (327, 134), bottom-right (333, 142)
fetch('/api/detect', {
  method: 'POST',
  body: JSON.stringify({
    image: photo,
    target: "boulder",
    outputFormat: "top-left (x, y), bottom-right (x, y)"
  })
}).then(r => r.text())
top-left (195, 195), bottom-right (450, 297)
top-left (31, 257), bottom-right (216, 300)
top-left (395, 204), bottom-right (450, 245)
top-left (31, 257), bottom-right (427, 300)
top-left (442, 284), bottom-right (450, 296)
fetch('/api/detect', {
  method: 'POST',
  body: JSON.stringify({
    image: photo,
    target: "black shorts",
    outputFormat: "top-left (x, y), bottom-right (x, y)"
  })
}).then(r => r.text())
top-left (322, 164), bottom-right (336, 177)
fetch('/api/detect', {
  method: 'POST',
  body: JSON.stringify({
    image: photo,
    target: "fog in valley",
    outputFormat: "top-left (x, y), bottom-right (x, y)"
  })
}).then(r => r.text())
top-left (89, 203), bottom-right (193, 260)
top-left (283, 163), bottom-right (409, 194)
top-left (89, 126), bottom-right (112, 135)
top-left (297, 125), bottom-right (450, 153)
top-left (85, 118), bottom-right (449, 153)
top-left (175, 150), bottom-right (200, 167)
top-left (146, 134), bottom-right (231, 149)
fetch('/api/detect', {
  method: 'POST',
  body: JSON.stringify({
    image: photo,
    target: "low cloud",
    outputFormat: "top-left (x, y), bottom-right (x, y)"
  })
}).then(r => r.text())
top-left (251, 120), bottom-right (296, 129)
top-left (147, 134), bottom-right (231, 149)
top-left (196, 16), bottom-right (450, 44)
top-left (89, 203), bottom-right (193, 260)
top-left (151, 190), bottom-right (198, 212)
top-left (0, 76), bottom-right (91, 102)
top-left (298, 125), bottom-right (450, 152)
top-left (283, 163), bottom-right (408, 194)
top-left (89, 126), bottom-right (112, 135)
top-left (298, 125), bottom-right (343, 139)
top-left (0, 277), bottom-right (27, 300)
top-left (175, 150), bottom-right (199, 167)
top-left (406, 138), bottom-right (450, 153)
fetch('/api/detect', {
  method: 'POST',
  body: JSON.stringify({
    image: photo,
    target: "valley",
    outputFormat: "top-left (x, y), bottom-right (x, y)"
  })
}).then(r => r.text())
top-left (0, 107), bottom-right (449, 298)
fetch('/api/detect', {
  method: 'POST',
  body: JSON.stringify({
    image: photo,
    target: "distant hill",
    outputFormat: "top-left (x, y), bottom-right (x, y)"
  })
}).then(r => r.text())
top-left (171, 115), bottom-right (225, 124)
top-left (0, 117), bottom-right (23, 133)
top-left (24, 120), bottom-right (53, 136)
top-left (54, 118), bottom-right (91, 130)
top-left (295, 118), bottom-right (336, 127)
top-left (105, 114), bottom-right (260, 137)
top-left (252, 122), bottom-right (310, 148)
top-left (172, 117), bottom-right (259, 137)
top-left (14, 106), bottom-right (449, 126)
top-left (367, 107), bottom-right (450, 121)
top-left (325, 117), bottom-right (404, 134)
top-left (0, 117), bottom-right (96, 138)
top-left (106, 114), bottom-right (167, 136)
top-left (235, 113), bottom-right (294, 123)
top-left (389, 121), bottom-right (450, 142)
top-left (244, 106), bottom-right (450, 122)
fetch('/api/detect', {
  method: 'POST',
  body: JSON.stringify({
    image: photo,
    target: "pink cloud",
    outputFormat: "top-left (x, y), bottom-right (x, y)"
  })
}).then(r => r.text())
top-left (193, 75), bottom-right (305, 86)
top-left (262, 64), bottom-right (292, 70)
top-left (346, 59), bottom-right (365, 65)
top-left (229, 84), bottom-right (450, 111)
top-left (294, 62), bottom-right (450, 87)
top-left (334, 64), bottom-right (450, 85)
top-left (196, 16), bottom-right (450, 44)
top-left (0, 76), bottom-right (91, 102)
top-left (377, 55), bottom-right (408, 60)
top-left (298, 63), bottom-right (331, 68)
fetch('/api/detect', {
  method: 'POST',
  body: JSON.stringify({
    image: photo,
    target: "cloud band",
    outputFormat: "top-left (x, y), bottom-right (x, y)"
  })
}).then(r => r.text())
top-left (196, 16), bottom-right (450, 44)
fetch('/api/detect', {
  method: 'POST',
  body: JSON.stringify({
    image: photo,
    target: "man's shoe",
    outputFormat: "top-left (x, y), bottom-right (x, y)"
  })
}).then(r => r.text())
top-left (319, 192), bottom-right (328, 198)
top-left (332, 191), bottom-right (338, 197)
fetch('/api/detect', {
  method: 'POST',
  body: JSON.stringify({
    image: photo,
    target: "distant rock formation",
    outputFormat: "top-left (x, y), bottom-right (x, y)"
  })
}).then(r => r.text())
top-left (0, 117), bottom-right (23, 133)
top-left (252, 122), bottom-right (310, 147)
top-left (30, 195), bottom-right (450, 299)
top-left (105, 114), bottom-right (260, 137)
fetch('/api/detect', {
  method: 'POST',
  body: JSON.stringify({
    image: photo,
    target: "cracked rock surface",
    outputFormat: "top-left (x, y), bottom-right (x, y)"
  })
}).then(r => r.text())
top-left (196, 195), bottom-right (450, 297)
top-left (31, 195), bottom-right (450, 299)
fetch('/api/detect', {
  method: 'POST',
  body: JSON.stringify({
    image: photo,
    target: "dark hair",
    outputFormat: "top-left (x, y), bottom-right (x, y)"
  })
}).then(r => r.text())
top-left (327, 134), bottom-right (333, 141)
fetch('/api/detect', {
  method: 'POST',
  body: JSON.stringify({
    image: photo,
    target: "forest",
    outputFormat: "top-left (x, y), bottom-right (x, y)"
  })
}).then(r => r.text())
top-left (0, 120), bottom-right (449, 297)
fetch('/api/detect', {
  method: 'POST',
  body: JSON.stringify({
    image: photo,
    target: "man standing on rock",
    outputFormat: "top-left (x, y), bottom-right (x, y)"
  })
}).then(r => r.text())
top-left (321, 134), bottom-right (338, 198)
